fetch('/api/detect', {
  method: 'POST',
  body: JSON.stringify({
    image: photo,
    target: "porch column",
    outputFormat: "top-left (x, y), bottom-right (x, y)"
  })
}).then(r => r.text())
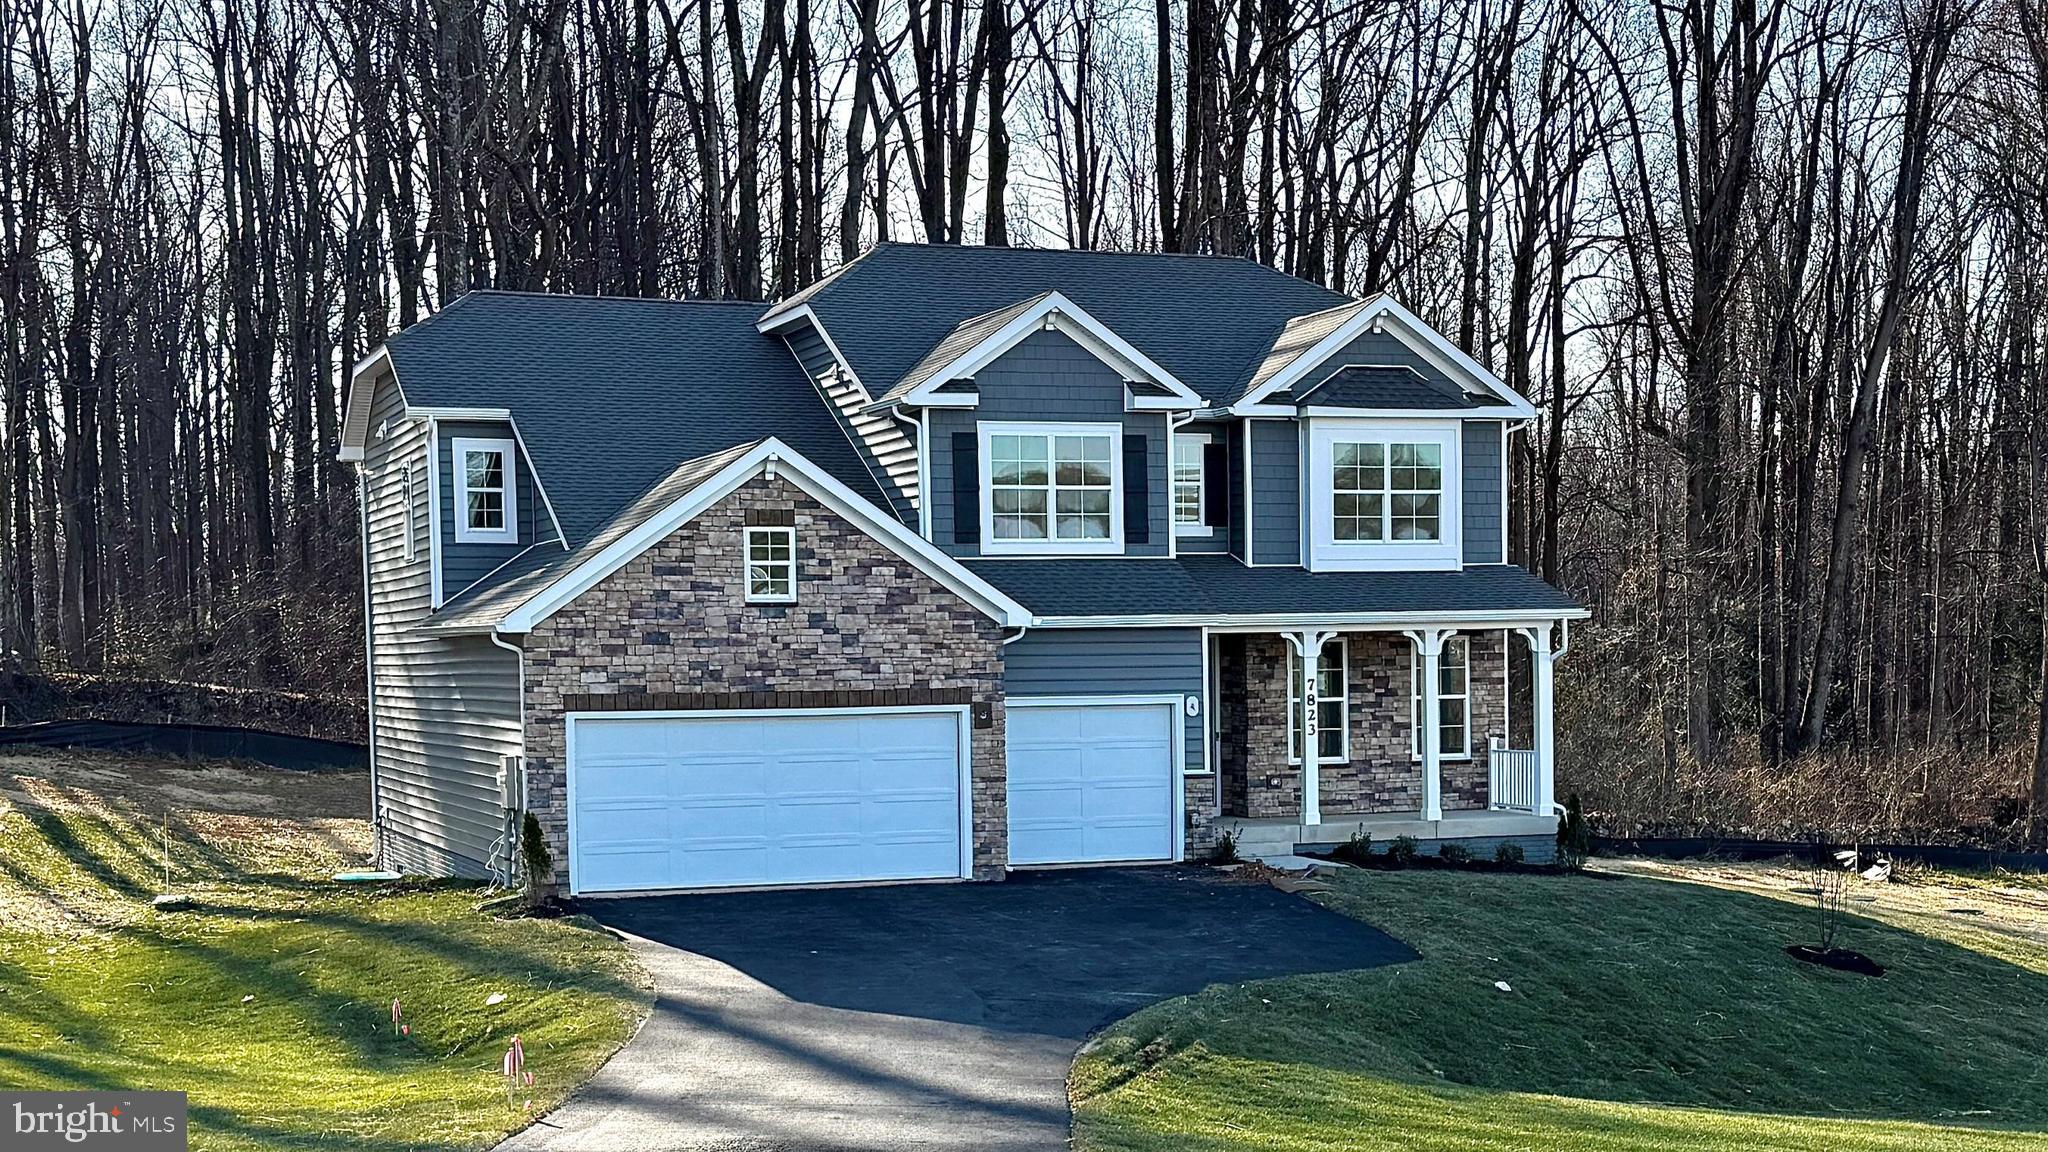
top-left (1521, 622), bottom-right (1563, 816)
top-left (1285, 629), bottom-right (1339, 826)
top-left (1405, 628), bottom-right (1449, 823)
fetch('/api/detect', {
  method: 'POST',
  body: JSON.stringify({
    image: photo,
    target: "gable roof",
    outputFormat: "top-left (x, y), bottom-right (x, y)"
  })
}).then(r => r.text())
top-left (429, 438), bottom-right (1030, 634)
top-left (1296, 365), bottom-right (1481, 410)
top-left (1234, 295), bottom-right (1534, 416)
top-left (874, 290), bottom-right (1201, 409)
top-left (368, 291), bottom-right (888, 545)
top-left (759, 243), bottom-right (1349, 407)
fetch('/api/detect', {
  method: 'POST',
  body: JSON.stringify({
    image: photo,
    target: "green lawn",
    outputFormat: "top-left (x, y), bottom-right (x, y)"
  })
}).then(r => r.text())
top-left (0, 753), bottom-right (650, 1151)
top-left (1073, 863), bottom-right (2048, 1151)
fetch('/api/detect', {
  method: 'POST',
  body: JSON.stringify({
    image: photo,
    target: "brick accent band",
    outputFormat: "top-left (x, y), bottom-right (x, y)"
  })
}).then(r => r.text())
top-left (562, 687), bottom-right (980, 713)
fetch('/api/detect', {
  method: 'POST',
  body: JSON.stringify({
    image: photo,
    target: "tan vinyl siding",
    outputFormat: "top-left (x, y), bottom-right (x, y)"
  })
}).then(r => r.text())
top-left (361, 374), bottom-right (522, 880)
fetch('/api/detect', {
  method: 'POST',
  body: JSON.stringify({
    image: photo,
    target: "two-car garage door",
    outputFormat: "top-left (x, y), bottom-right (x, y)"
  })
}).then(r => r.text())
top-left (568, 709), bottom-right (969, 894)
top-left (565, 699), bottom-right (1180, 894)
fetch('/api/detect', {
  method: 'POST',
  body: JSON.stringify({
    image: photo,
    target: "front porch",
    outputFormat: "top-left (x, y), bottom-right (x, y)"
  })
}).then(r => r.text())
top-left (1205, 621), bottom-right (1568, 860)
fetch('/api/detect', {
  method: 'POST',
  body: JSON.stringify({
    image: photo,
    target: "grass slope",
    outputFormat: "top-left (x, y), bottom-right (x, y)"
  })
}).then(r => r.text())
top-left (1073, 866), bottom-right (2048, 1151)
top-left (0, 755), bottom-right (649, 1151)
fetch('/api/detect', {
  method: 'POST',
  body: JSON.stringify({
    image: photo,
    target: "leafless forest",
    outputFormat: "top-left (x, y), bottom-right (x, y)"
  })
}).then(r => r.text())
top-left (2, 0), bottom-right (2046, 839)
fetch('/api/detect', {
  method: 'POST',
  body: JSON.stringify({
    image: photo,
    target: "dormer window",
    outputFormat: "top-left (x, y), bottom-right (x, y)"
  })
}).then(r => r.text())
top-left (1308, 419), bottom-right (1460, 571)
top-left (978, 422), bottom-right (1122, 554)
top-left (453, 437), bottom-right (518, 544)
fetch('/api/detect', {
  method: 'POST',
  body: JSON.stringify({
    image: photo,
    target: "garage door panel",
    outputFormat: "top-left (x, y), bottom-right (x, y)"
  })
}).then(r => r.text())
top-left (570, 710), bottom-right (965, 893)
top-left (1007, 703), bottom-right (1176, 867)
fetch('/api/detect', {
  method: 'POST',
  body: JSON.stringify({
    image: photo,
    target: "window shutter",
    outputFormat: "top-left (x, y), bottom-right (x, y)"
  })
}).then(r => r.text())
top-left (1123, 433), bottom-right (1149, 544)
top-left (952, 432), bottom-right (980, 546)
top-left (1202, 441), bottom-right (1230, 527)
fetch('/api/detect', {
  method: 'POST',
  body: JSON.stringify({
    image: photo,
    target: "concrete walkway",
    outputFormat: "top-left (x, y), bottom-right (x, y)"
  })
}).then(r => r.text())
top-left (498, 866), bottom-right (1412, 1152)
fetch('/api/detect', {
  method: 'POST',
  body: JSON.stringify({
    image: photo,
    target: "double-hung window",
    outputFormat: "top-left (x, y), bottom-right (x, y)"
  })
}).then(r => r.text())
top-left (1410, 635), bottom-right (1471, 759)
top-left (1287, 638), bottom-right (1349, 763)
top-left (452, 437), bottom-right (518, 544)
top-left (1172, 433), bottom-right (1209, 536)
top-left (745, 525), bottom-right (796, 603)
top-left (1333, 441), bottom-right (1442, 541)
top-left (981, 422), bottom-right (1121, 553)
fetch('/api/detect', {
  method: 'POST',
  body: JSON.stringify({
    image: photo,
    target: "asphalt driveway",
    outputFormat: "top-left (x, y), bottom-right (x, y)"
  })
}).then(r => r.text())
top-left (499, 865), bottom-right (1411, 1152)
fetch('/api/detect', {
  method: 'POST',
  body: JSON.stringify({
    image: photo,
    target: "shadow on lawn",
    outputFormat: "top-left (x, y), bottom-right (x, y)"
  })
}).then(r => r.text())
top-left (1138, 870), bottom-right (2048, 1130)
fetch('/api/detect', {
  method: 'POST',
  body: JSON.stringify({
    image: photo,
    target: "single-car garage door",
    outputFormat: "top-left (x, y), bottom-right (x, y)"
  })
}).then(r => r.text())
top-left (1006, 700), bottom-right (1178, 866)
top-left (567, 709), bottom-right (968, 894)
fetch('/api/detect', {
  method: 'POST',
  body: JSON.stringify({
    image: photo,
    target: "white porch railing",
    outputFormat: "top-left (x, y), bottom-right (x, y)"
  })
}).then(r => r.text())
top-left (1488, 737), bottom-right (1541, 813)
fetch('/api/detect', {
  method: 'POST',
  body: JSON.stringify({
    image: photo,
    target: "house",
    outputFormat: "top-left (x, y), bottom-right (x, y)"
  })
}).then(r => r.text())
top-left (338, 243), bottom-right (1586, 895)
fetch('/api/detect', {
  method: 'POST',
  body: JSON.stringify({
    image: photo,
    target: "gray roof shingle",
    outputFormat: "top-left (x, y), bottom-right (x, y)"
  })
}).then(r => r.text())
top-left (961, 555), bottom-right (1582, 619)
top-left (763, 243), bottom-right (1350, 408)
top-left (385, 291), bottom-right (884, 545)
top-left (879, 291), bottom-right (1055, 405)
top-left (1297, 365), bottom-right (1479, 410)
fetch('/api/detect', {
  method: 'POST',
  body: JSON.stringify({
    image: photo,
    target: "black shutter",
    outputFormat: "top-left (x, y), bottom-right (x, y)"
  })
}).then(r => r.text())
top-left (952, 432), bottom-right (980, 546)
top-left (1123, 433), bottom-right (1149, 544)
top-left (1202, 441), bottom-right (1230, 527)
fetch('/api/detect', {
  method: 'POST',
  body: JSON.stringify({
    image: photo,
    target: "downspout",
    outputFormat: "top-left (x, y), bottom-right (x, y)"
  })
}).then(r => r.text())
top-left (489, 629), bottom-right (527, 888)
top-left (356, 466), bottom-right (380, 865)
top-left (891, 405), bottom-right (929, 539)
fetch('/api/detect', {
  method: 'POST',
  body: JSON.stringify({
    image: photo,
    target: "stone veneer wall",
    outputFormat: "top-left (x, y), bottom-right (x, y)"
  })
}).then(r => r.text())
top-left (519, 474), bottom-right (1009, 888)
top-left (1227, 630), bottom-right (1509, 819)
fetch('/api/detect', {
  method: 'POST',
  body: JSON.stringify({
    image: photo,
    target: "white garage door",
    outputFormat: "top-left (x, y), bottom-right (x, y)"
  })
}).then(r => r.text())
top-left (567, 709), bottom-right (967, 894)
top-left (1006, 700), bottom-right (1177, 866)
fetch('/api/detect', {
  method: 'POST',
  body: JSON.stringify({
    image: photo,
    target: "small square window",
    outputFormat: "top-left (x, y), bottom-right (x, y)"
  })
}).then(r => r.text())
top-left (745, 526), bottom-right (796, 603)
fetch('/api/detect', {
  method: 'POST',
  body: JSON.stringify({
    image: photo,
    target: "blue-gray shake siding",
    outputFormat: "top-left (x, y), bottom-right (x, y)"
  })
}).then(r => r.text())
top-left (365, 379), bottom-right (524, 880)
top-left (1461, 421), bottom-right (1505, 563)
top-left (928, 328), bottom-right (1171, 558)
top-left (436, 420), bottom-right (553, 601)
top-left (1249, 418), bottom-right (1300, 565)
top-left (1308, 329), bottom-right (1469, 401)
top-left (1002, 628), bottom-right (1206, 775)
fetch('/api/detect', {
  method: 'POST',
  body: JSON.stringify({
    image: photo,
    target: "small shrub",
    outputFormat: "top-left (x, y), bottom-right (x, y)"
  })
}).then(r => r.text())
top-left (1494, 841), bottom-right (1526, 865)
top-left (1437, 842), bottom-right (1472, 865)
top-left (1557, 793), bottom-right (1592, 870)
top-left (520, 813), bottom-right (553, 911)
top-left (1387, 836), bottom-right (1420, 867)
top-left (1807, 835), bottom-right (1853, 952)
top-left (1332, 828), bottom-right (1374, 866)
top-left (1212, 827), bottom-right (1241, 864)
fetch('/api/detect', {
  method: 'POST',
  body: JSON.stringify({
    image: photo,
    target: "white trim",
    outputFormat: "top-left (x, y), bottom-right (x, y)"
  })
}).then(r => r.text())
top-left (506, 421), bottom-right (569, 549)
top-left (425, 419), bottom-right (445, 607)
top-left (1006, 694), bottom-right (1186, 864)
top-left (1233, 296), bottom-right (1537, 418)
top-left (976, 420), bottom-right (1125, 556)
top-left (743, 524), bottom-right (798, 603)
top-left (497, 438), bottom-right (1030, 633)
top-left (1200, 626), bottom-right (1215, 780)
top-left (1034, 609), bottom-right (1589, 629)
top-left (758, 304), bottom-right (872, 400)
top-left (339, 346), bottom-right (398, 462)
top-left (355, 467), bottom-right (381, 861)
top-left (1286, 635), bottom-right (1350, 765)
top-left (451, 436), bottom-right (520, 544)
top-left (1171, 428), bottom-right (1213, 539)
top-left (412, 405), bottom-right (514, 420)
top-left (1300, 405), bottom-right (1528, 419)
top-left (1241, 419), bottom-right (1257, 564)
top-left (564, 704), bottom-right (974, 896)
top-left (899, 292), bottom-right (1203, 409)
top-left (1307, 417), bottom-right (1462, 572)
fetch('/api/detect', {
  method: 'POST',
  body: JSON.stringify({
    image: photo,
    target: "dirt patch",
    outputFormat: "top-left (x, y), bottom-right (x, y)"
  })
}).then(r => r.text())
top-left (0, 747), bottom-right (374, 935)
